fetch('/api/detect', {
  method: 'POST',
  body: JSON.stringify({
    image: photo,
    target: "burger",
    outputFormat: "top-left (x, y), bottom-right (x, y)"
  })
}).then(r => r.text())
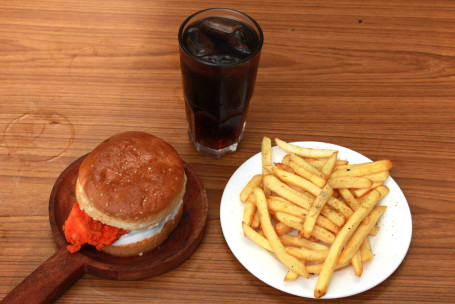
top-left (63, 131), bottom-right (186, 257)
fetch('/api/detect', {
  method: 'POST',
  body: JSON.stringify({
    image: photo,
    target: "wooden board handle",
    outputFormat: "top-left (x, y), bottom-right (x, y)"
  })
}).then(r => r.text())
top-left (1, 248), bottom-right (86, 304)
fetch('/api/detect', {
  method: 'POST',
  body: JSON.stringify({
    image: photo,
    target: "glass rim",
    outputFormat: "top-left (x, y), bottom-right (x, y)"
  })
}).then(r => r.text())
top-left (178, 8), bottom-right (264, 67)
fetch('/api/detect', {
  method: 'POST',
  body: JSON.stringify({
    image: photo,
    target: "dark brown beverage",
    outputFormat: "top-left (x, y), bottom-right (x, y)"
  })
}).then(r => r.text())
top-left (179, 9), bottom-right (263, 158)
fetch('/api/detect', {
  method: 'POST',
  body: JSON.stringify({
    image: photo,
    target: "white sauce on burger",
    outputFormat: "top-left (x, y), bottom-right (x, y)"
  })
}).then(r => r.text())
top-left (112, 199), bottom-right (183, 246)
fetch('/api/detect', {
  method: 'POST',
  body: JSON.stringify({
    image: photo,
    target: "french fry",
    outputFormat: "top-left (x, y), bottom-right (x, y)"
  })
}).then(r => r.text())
top-left (272, 168), bottom-right (352, 221)
top-left (338, 206), bottom-right (387, 264)
top-left (261, 137), bottom-right (272, 173)
top-left (303, 190), bottom-right (353, 221)
top-left (353, 181), bottom-right (383, 197)
top-left (253, 187), bottom-right (309, 278)
top-left (307, 158), bottom-right (349, 170)
top-left (263, 175), bottom-right (345, 227)
top-left (363, 170), bottom-right (389, 183)
top-left (282, 153), bottom-right (291, 165)
top-left (288, 161), bottom-right (326, 188)
top-left (274, 162), bottom-right (295, 174)
top-left (368, 226), bottom-right (377, 236)
top-left (287, 247), bottom-right (329, 262)
top-left (268, 196), bottom-right (340, 234)
top-left (262, 165), bottom-right (274, 174)
top-left (242, 222), bottom-right (273, 252)
top-left (374, 184), bottom-right (390, 198)
top-left (321, 152), bottom-right (338, 178)
top-left (359, 237), bottom-right (374, 263)
top-left (328, 176), bottom-right (373, 189)
top-left (301, 183), bottom-right (333, 239)
top-left (357, 185), bottom-right (389, 235)
top-left (246, 192), bottom-right (255, 203)
top-left (356, 183), bottom-right (389, 205)
top-left (272, 166), bottom-right (322, 197)
top-left (335, 161), bottom-right (391, 171)
top-left (268, 196), bottom-right (308, 216)
top-left (338, 188), bottom-right (360, 211)
top-left (306, 262), bottom-right (349, 275)
top-left (351, 252), bottom-right (363, 277)
top-left (251, 210), bottom-right (261, 229)
top-left (331, 160), bottom-right (393, 178)
top-left (327, 197), bottom-right (354, 219)
top-left (275, 221), bottom-right (292, 235)
top-left (314, 188), bottom-right (385, 298)
top-left (290, 154), bottom-right (324, 177)
top-left (243, 201), bottom-right (256, 226)
top-left (274, 212), bottom-right (335, 244)
top-left (240, 174), bottom-right (263, 202)
top-left (334, 162), bottom-right (367, 171)
top-left (275, 138), bottom-right (337, 159)
top-left (258, 229), bottom-right (265, 237)
top-left (263, 175), bottom-right (313, 209)
top-left (279, 234), bottom-right (328, 251)
top-left (284, 270), bottom-right (299, 281)
top-left (262, 137), bottom-right (272, 195)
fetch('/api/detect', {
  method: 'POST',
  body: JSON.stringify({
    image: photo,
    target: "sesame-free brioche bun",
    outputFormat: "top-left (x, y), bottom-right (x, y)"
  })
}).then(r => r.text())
top-left (76, 131), bottom-right (186, 231)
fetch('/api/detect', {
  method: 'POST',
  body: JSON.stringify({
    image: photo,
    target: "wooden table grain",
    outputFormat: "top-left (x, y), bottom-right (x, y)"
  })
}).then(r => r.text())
top-left (1, 1), bottom-right (454, 303)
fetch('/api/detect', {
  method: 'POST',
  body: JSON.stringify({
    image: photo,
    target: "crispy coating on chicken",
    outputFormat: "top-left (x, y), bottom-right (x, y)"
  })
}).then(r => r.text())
top-left (63, 203), bottom-right (127, 253)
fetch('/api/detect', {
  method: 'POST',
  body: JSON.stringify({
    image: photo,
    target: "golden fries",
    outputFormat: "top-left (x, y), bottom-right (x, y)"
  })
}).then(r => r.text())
top-left (262, 137), bottom-right (272, 195)
top-left (287, 247), bottom-right (329, 262)
top-left (338, 206), bottom-right (387, 264)
top-left (351, 252), bottom-right (363, 277)
top-left (242, 222), bottom-right (272, 252)
top-left (275, 138), bottom-right (337, 158)
top-left (331, 160), bottom-right (392, 178)
top-left (284, 270), bottom-right (299, 281)
top-left (321, 152), bottom-right (338, 178)
top-left (267, 196), bottom-right (340, 234)
top-left (275, 221), bottom-right (292, 235)
top-left (275, 212), bottom-right (336, 244)
top-left (279, 234), bottom-right (328, 251)
top-left (253, 187), bottom-right (309, 278)
top-left (359, 237), bottom-right (374, 263)
top-left (264, 175), bottom-right (345, 227)
top-left (243, 201), bottom-right (256, 226)
top-left (328, 176), bottom-right (373, 189)
top-left (261, 137), bottom-right (272, 174)
top-left (301, 183), bottom-right (333, 239)
top-left (288, 161), bottom-right (326, 188)
top-left (290, 153), bottom-right (324, 177)
top-left (307, 262), bottom-right (349, 275)
top-left (239, 138), bottom-right (393, 298)
top-left (338, 188), bottom-right (360, 210)
top-left (272, 166), bottom-right (322, 197)
top-left (240, 174), bottom-right (263, 202)
top-left (314, 188), bottom-right (385, 298)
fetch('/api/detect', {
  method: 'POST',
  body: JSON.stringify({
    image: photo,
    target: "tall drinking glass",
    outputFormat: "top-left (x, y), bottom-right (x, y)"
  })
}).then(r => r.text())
top-left (178, 8), bottom-right (263, 158)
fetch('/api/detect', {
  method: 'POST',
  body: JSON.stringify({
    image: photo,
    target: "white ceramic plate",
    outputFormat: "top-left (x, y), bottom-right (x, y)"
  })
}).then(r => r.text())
top-left (220, 141), bottom-right (412, 299)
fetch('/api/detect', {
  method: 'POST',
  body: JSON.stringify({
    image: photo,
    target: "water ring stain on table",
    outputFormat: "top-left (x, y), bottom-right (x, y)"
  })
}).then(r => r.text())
top-left (1, 111), bottom-right (75, 163)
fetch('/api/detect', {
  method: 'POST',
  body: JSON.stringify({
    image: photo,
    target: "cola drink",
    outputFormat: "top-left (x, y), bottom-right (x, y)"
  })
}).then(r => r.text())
top-left (179, 9), bottom-right (263, 158)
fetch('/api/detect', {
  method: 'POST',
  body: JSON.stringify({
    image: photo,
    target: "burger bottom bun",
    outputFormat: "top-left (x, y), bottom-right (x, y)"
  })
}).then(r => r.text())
top-left (101, 203), bottom-right (183, 257)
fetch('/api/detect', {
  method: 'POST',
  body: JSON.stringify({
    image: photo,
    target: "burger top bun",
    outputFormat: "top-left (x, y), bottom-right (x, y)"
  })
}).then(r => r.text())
top-left (76, 131), bottom-right (186, 231)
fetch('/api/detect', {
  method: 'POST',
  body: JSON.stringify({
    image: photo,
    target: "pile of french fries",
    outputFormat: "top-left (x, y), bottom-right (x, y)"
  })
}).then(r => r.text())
top-left (240, 137), bottom-right (392, 298)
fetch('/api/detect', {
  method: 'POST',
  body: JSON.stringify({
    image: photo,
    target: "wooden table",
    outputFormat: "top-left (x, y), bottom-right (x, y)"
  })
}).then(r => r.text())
top-left (1, 1), bottom-right (454, 303)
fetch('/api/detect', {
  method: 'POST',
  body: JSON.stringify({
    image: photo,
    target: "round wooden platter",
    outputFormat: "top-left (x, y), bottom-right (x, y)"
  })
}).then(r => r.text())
top-left (3, 155), bottom-right (208, 304)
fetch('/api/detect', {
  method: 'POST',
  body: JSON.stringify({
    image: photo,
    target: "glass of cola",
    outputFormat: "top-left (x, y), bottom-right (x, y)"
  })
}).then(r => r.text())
top-left (178, 8), bottom-right (263, 158)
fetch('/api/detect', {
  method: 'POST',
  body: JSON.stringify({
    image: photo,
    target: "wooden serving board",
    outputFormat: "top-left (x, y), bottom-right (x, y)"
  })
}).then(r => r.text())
top-left (2, 156), bottom-right (208, 304)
